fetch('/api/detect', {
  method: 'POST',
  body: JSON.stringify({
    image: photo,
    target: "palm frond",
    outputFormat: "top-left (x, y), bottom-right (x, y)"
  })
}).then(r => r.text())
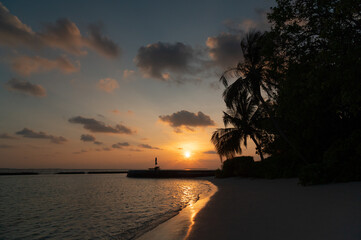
top-left (211, 128), bottom-right (243, 161)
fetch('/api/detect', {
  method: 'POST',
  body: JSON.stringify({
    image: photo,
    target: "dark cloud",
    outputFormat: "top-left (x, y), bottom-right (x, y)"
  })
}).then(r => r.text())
top-left (135, 42), bottom-right (196, 81)
top-left (203, 150), bottom-right (217, 154)
top-left (206, 9), bottom-right (270, 70)
top-left (0, 3), bottom-right (40, 48)
top-left (138, 144), bottom-right (161, 150)
top-left (0, 144), bottom-right (14, 148)
top-left (16, 128), bottom-right (67, 144)
top-left (80, 134), bottom-right (96, 142)
top-left (12, 55), bottom-right (79, 76)
top-left (206, 33), bottom-right (242, 68)
top-left (112, 142), bottom-right (130, 149)
top-left (80, 134), bottom-right (102, 145)
top-left (159, 110), bottom-right (215, 131)
top-left (0, 3), bottom-right (120, 58)
top-left (85, 23), bottom-right (120, 58)
top-left (69, 116), bottom-right (134, 134)
top-left (0, 133), bottom-right (17, 139)
top-left (4, 78), bottom-right (46, 97)
top-left (73, 149), bottom-right (88, 154)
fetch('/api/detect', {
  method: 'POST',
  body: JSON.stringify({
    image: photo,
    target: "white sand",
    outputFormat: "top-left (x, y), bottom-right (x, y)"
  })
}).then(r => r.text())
top-left (187, 178), bottom-right (361, 240)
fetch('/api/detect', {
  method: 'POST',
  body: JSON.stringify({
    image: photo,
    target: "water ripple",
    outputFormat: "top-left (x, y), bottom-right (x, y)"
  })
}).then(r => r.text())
top-left (0, 174), bottom-right (213, 240)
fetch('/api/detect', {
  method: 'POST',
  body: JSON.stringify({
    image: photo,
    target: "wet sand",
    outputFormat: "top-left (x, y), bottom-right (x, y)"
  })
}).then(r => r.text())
top-left (136, 181), bottom-right (218, 240)
top-left (187, 178), bottom-right (361, 240)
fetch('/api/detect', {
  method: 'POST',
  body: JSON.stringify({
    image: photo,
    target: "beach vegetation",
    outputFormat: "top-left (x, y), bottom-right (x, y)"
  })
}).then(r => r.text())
top-left (213, 0), bottom-right (361, 185)
top-left (211, 87), bottom-right (267, 161)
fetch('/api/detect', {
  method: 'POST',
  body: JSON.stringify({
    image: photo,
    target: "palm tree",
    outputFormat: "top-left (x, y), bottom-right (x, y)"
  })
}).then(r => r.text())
top-left (212, 89), bottom-right (265, 161)
top-left (220, 31), bottom-right (306, 162)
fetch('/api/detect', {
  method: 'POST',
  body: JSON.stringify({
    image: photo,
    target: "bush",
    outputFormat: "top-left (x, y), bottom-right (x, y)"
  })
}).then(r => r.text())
top-left (299, 131), bottom-right (361, 185)
top-left (299, 163), bottom-right (326, 185)
top-left (216, 155), bottom-right (300, 179)
top-left (216, 156), bottom-right (255, 178)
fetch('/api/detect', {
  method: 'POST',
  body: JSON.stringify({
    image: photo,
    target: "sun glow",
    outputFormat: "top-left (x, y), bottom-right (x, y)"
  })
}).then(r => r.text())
top-left (184, 151), bottom-right (191, 158)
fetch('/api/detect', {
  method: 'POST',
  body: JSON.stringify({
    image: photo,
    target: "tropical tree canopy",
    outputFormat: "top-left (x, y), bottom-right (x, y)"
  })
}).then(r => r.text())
top-left (213, 0), bottom-right (361, 184)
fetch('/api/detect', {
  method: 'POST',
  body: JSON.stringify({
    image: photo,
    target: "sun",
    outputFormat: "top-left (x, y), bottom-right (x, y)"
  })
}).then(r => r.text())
top-left (184, 151), bottom-right (191, 158)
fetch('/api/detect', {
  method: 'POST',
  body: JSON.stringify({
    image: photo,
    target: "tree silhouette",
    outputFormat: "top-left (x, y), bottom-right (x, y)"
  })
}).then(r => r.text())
top-left (212, 89), bottom-right (265, 161)
top-left (220, 31), bottom-right (306, 162)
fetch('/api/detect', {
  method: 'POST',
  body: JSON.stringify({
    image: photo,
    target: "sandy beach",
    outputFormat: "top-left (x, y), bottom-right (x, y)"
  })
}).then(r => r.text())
top-left (187, 178), bottom-right (361, 240)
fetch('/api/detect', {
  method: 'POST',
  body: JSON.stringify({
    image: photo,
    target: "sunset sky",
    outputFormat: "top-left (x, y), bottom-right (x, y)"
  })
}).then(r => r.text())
top-left (0, 0), bottom-right (274, 169)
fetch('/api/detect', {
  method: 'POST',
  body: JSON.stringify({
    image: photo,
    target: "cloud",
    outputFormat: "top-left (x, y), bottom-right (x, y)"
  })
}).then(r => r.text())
top-left (135, 42), bottom-right (196, 82)
top-left (4, 78), bottom-right (46, 97)
top-left (224, 9), bottom-right (270, 33)
top-left (138, 144), bottom-right (161, 150)
top-left (159, 110), bottom-right (215, 131)
top-left (40, 19), bottom-right (120, 58)
top-left (129, 148), bottom-right (142, 152)
top-left (85, 23), bottom-right (120, 58)
top-left (80, 134), bottom-right (103, 145)
top-left (0, 3), bottom-right (120, 58)
top-left (0, 133), bottom-right (17, 139)
top-left (203, 150), bottom-right (217, 154)
top-left (73, 149), bottom-right (88, 154)
top-left (80, 134), bottom-right (95, 141)
top-left (15, 128), bottom-right (67, 144)
top-left (0, 144), bottom-right (14, 148)
top-left (0, 3), bottom-right (39, 48)
top-left (39, 18), bottom-right (86, 55)
top-left (97, 78), bottom-right (119, 93)
top-left (112, 142), bottom-right (130, 149)
top-left (111, 109), bottom-right (134, 116)
top-left (123, 69), bottom-right (136, 80)
top-left (111, 109), bottom-right (121, 114)
top-left (12, 55), bottom-right (79, 76)
top-left (69, 116), bottom-right (134, 134)
top-left (206, 33), bottom-right (242, 68)
top-left (205, 9), bottom-right (270, 70)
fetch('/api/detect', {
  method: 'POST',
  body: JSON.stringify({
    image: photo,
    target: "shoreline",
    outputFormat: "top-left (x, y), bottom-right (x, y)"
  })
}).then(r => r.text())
top-left (136, 180), bottom-right (218, 240)
top-left (187, 178), bottom-right (361, 240)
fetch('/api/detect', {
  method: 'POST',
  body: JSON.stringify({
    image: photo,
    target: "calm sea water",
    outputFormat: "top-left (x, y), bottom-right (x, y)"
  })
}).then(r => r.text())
top-left (0, 174), bottom-right (215, 240)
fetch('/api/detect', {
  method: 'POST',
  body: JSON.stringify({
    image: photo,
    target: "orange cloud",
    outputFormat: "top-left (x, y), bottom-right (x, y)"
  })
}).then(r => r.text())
top-left (12, 55), bottom-right (80, 76)
top-left (111, 109), bottom-right (121, 114)
top-left (0, 3), bottom-right (120, 58)
top-left (123, 69), bottom-right (135, 79)
top-left (97, 78), bottom-right (119, 93)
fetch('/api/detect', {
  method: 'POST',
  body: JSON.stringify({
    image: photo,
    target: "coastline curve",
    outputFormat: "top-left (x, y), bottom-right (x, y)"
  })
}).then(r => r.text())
top-left (135, 179), bottom-right (218, 240)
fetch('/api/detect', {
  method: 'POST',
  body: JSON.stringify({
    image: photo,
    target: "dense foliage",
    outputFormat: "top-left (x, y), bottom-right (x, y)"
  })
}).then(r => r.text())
top-left (213, 0), bottom-right (361, 185)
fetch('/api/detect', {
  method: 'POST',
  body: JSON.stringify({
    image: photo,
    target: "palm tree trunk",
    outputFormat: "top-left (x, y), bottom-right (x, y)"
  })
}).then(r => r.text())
top-left (250, 135), bottom-right (265, 161)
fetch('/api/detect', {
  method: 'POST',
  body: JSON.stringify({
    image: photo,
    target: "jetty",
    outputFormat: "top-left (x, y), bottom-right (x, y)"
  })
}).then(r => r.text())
top-left (127, 169), bottom-right (215, 178)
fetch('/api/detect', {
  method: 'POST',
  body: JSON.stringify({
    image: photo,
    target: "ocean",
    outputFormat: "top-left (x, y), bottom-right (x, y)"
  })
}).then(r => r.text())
top-left (0, 173), bottom-right (215, 239)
